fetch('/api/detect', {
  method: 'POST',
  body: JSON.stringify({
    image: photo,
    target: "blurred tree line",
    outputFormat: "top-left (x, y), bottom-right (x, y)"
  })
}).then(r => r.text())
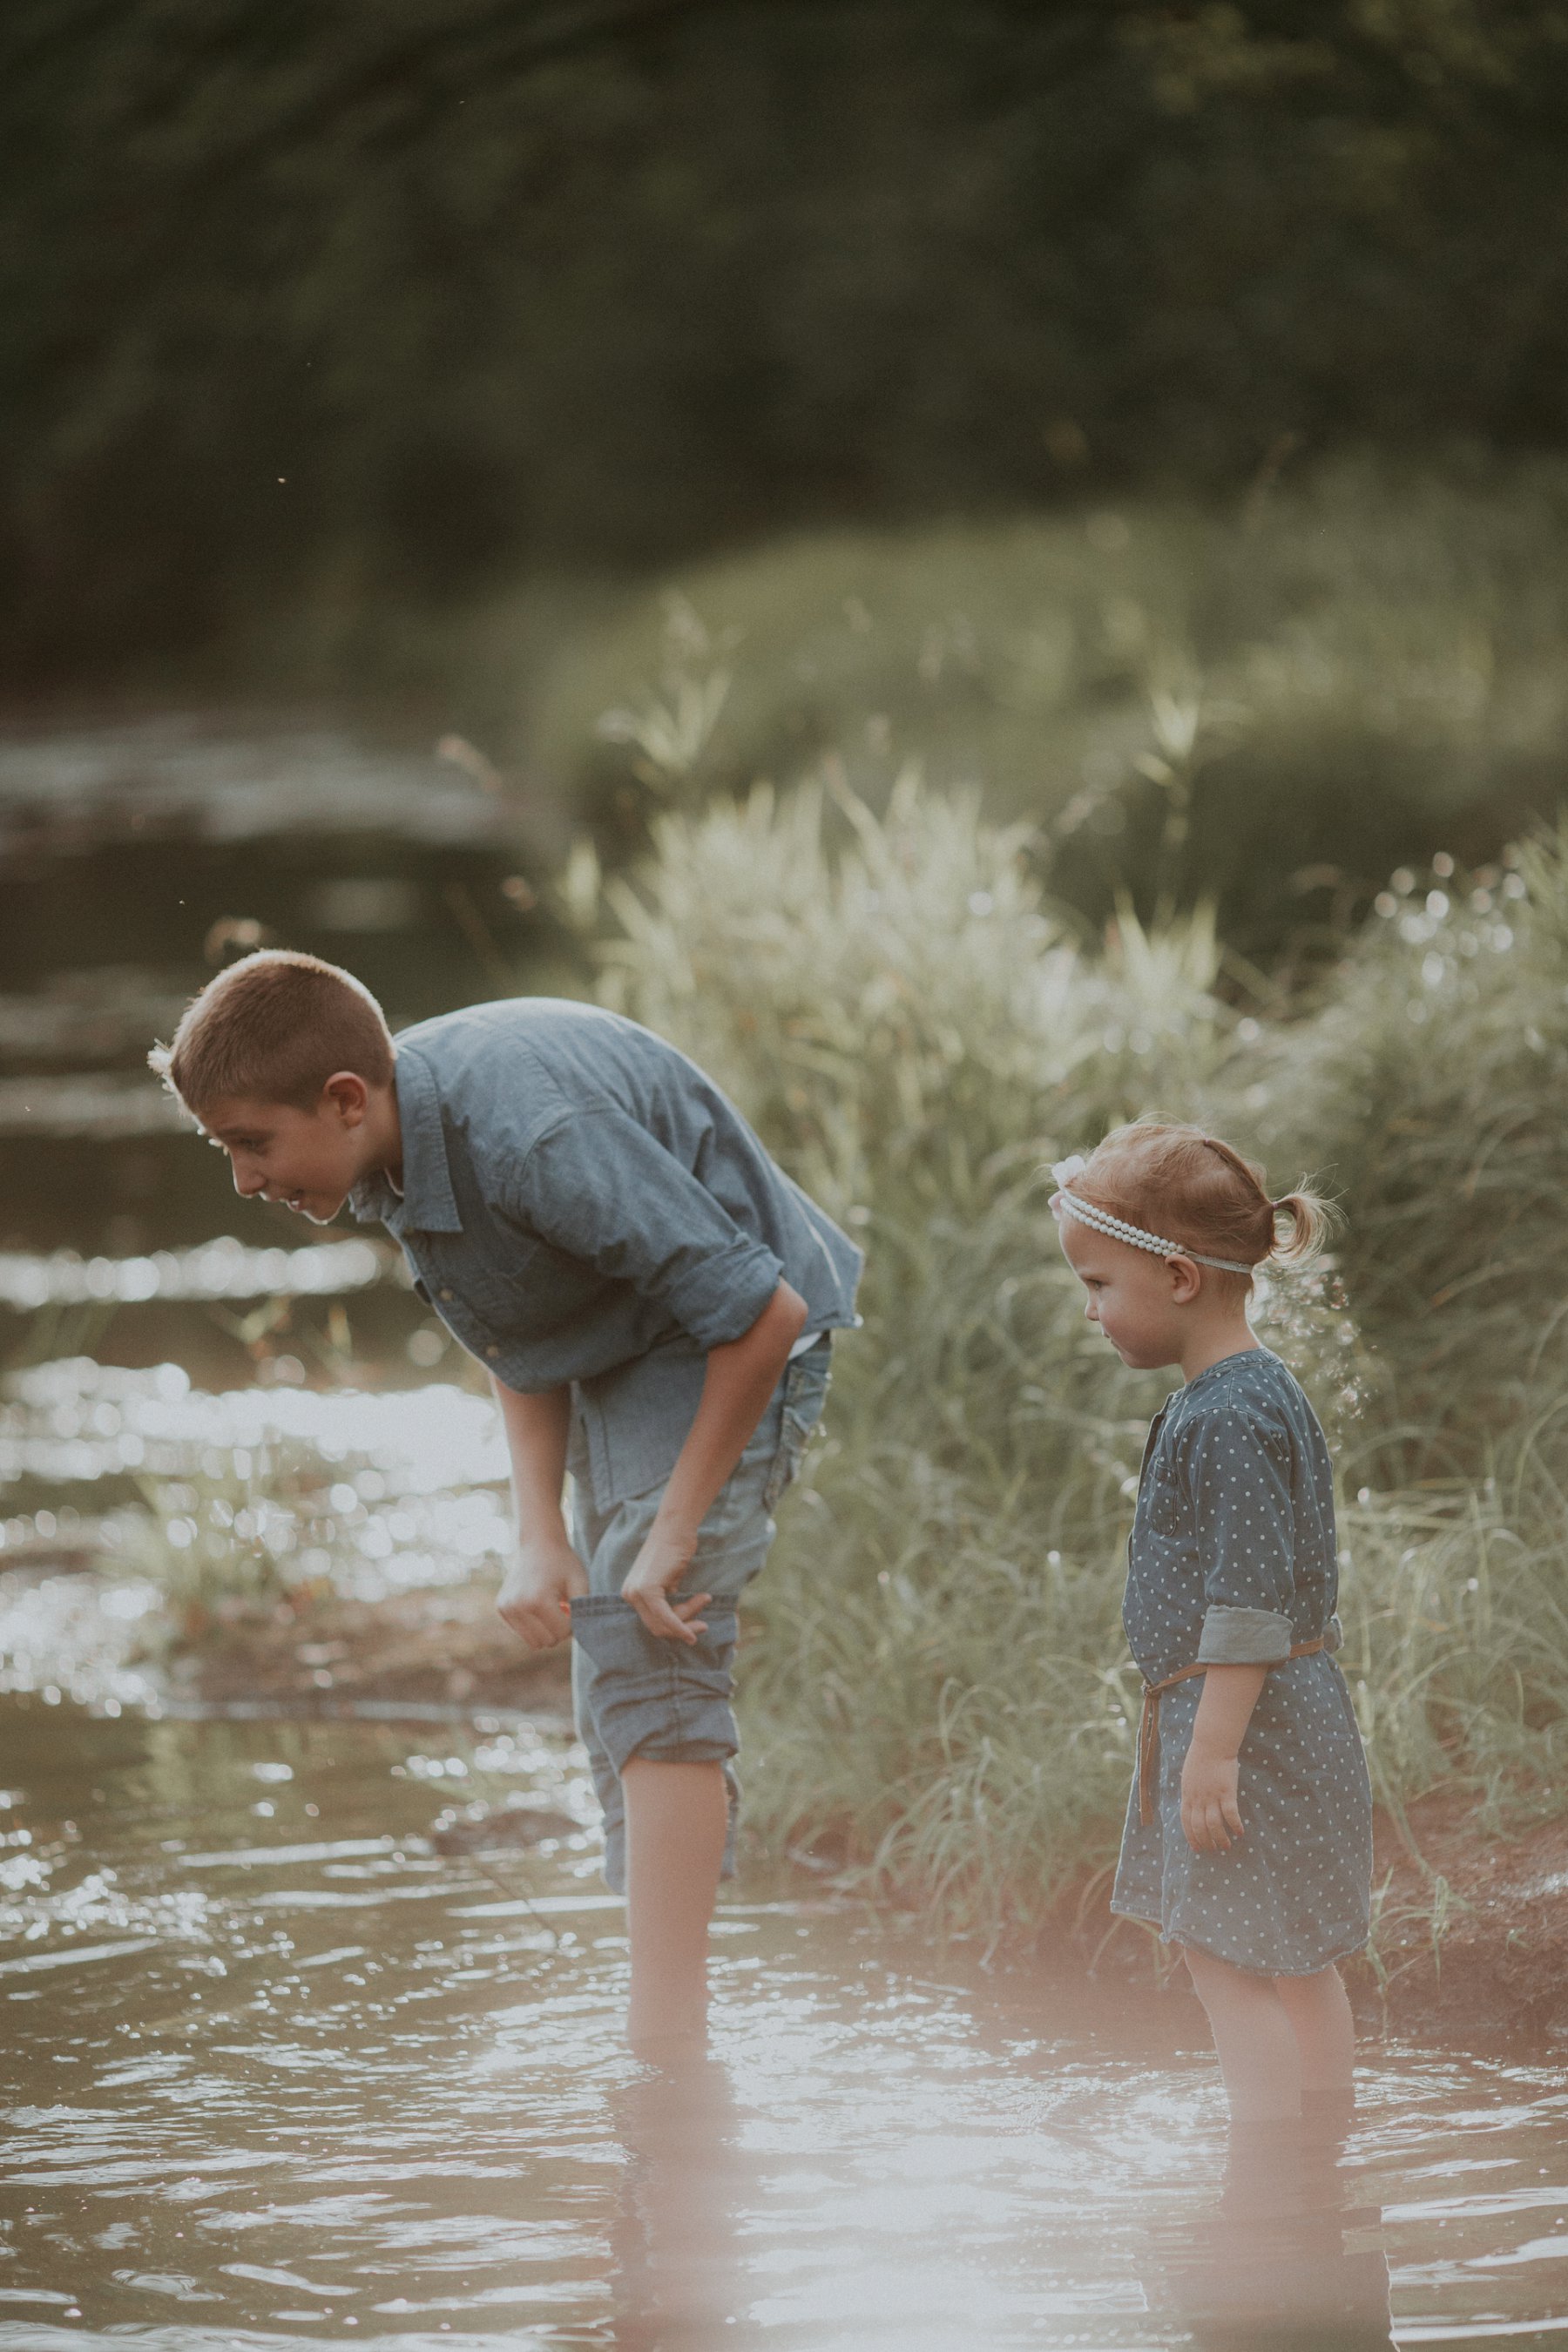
top-left (5, 0), bottom-right (1568, 677)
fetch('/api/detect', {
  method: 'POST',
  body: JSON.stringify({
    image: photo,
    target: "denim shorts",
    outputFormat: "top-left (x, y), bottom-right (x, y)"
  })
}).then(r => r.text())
top-left (567, 1337), bottom-right (831, 1890)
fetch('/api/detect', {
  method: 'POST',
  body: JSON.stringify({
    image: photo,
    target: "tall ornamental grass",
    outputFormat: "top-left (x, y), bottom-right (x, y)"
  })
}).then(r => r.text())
top-left (573, 777), bottom-right (1568, 1934)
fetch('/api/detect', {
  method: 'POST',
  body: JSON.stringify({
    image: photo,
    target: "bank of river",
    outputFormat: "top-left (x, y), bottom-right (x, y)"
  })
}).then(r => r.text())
top-left (4, 1522), bottom-right (1564, 2050)
top-left (0, 1337), bottom-right (1559, 2048)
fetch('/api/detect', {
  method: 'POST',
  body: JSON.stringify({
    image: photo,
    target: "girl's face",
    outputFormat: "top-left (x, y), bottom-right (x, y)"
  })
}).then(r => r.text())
top-left (1058, 1210), bottom-right (1191, 1370)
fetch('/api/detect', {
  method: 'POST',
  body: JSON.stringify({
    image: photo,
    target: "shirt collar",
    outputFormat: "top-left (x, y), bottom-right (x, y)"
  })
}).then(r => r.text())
top-left (348, 1044), bottom-right (463, 1233)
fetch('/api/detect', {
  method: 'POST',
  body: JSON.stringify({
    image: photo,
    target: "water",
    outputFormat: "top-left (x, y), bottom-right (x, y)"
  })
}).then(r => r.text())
top-left (0, 707), bottom-right (544, 1265)
top-left (0, 1699), bottom-right (1563, 2349)
top-left (0, 1366), bottom-right (517, 1705)
top-left (0, 1241), bottom-right (388, 1315)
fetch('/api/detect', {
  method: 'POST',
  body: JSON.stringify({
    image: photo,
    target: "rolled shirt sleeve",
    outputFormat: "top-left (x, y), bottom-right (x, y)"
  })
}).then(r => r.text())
top-left (514, 1109), bottom-right (786, 1349)
top-left (1179, 1397), bottom-right (1299, 1666)
top-left (1198, 1605), bottom-right (1294, 1665)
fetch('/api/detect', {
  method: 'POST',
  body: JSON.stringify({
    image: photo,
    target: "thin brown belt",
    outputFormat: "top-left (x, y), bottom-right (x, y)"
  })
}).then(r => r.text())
top-left (1137, 1639), bottom-right (1327, 1826)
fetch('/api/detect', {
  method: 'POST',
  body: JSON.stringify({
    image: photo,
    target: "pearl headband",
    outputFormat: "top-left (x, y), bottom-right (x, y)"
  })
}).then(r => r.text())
top-left (1049, 1157), bottom-right (1255, 1274)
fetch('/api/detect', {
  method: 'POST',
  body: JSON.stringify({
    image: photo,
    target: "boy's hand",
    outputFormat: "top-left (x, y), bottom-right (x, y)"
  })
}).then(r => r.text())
top-left (497, 1538), bottom-right (588, 1650)
top-left (1180, 1745), bottom-right (1244, 1854)
top-left (620, 1521), bottom-right (711, 1645)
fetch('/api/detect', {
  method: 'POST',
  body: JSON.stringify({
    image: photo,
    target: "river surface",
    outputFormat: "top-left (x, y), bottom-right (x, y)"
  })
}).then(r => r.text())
top-left (0, 1695), bottom-right (1565, 2351)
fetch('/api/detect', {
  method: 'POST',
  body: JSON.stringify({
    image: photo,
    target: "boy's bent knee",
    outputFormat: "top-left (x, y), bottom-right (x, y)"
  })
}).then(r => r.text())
top-left (570, 1594), bottom-right (740, 1775)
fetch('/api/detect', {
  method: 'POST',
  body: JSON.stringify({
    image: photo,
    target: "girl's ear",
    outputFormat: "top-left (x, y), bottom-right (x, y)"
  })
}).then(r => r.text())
top-left (1166, 1254), bottom-right (1203, 1304)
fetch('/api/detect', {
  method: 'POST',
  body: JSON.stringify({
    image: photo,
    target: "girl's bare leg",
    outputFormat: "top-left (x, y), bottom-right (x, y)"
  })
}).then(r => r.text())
top-left (1273, 1963), bottom-right (1355, 2092)
top-left (1183, 1946), bottom-right (1301, 2124)
top-left (622, 1757), bottom-right (728, 2049)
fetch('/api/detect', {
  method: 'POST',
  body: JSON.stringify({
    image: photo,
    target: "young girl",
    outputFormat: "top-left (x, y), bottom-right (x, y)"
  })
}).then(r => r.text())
top-left (1053, 1120), bottom-right (1372, 2132)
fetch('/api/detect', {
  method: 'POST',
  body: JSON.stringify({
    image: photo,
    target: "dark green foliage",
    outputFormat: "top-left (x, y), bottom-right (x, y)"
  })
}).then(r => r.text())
top-left (7, 2), bottom-right (1568, 671)
top-left (527, 469), bottom-right (1568, 961)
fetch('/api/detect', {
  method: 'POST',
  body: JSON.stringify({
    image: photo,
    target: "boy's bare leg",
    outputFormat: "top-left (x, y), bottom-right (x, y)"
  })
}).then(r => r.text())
top-left (1273, 1963), bottom-right (1355, 2092)
top-left (1183, 1947), bottom-right (1301, 2124)
top-left (622, 1757), bottom-right (729, 2047)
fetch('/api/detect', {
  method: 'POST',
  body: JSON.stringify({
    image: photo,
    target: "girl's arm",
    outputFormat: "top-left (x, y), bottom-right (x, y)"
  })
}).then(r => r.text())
top-left (1181, 1664), bottom-right (1268, 1853)
top-left (491, 1378), bottom-right (587, 1649)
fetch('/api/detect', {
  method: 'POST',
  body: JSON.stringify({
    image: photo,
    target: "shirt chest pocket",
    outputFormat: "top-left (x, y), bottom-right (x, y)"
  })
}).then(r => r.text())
top-left (1136, 1464), bottom-right (1188, 1546)
top-left (420, 1226), bottom-right (588, 1337)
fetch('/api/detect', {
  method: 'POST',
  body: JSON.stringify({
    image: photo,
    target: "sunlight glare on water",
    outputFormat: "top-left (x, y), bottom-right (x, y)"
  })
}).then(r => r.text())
top-left (1, 1702), bottom-right (1567, 2348)
top-left (0, 1362), bottom-right (505, 1497)
top-left (0, 1240), bottom-right (389, 1313)
top-left (0, 1370), bottom-right (515, 1708)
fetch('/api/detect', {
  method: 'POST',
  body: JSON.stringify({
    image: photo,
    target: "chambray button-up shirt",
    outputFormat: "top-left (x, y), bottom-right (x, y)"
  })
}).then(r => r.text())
top-left (348, 997), bottom-right (862, 1507)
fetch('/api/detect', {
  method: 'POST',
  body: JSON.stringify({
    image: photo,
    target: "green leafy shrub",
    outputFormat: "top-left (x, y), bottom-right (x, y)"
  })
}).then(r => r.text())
top-left (1245, 826), bottom-right (1568, 1473)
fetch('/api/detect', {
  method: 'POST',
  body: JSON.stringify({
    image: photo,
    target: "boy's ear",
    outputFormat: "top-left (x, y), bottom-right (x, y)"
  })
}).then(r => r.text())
top-left (322, 1071), bottom-right (370, 1124)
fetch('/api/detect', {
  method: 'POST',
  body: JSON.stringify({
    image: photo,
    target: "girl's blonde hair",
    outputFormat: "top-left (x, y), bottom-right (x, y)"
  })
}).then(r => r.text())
top-left (1063, 1119), bottom-right (1333, 1276)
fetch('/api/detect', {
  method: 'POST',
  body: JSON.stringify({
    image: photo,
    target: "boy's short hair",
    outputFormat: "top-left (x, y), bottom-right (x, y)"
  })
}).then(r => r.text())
top-left (148, 950), bottom-right (395, 1114)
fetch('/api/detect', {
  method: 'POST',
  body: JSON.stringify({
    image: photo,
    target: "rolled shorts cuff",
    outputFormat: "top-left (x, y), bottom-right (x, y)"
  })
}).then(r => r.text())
top-left (570, 1594), bottom-right (740, 1772)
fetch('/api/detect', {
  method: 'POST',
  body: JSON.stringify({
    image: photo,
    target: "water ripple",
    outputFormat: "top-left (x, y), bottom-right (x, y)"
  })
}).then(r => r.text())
top-left (0, 1703), bottom-right (1564, 2347)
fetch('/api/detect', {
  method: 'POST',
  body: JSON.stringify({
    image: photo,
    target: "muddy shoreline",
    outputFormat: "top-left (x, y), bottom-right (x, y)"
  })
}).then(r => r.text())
top-left (132, 1588), bottom-right (1568, 2040)
top-left (170, 1574), bottom-right (572, 1715)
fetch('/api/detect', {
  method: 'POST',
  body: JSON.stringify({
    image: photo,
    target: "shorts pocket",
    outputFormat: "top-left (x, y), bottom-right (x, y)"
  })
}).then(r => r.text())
top-left (762, 1343), bottom-right (831, 1512)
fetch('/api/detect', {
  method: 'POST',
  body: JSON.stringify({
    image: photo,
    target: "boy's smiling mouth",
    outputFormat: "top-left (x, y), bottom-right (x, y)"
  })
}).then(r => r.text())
top-left (268, 1187), bottom-right (321, 1217)
top-left (285, 1189), bottom-right (351, 1224)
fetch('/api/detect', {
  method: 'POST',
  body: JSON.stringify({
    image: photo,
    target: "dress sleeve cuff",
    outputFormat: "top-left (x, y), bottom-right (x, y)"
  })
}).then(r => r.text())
top-left (1198, 1605), bottom-right (1294, 1666)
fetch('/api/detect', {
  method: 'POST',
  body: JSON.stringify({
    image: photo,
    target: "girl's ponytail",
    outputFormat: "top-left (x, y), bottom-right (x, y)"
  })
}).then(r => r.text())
top-left (1269, 1186), bottom-right (1335, 1266)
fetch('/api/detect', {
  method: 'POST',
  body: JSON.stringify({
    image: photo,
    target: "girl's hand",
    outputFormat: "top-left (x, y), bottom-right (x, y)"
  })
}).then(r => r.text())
top-left (1180, 1746), bottom-right (1244, 1853)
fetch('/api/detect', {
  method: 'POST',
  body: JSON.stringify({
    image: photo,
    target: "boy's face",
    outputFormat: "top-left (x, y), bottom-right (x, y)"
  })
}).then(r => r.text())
top-left (200, 1078), bottom-right (383, 1225)
top-left (1057, 1210), bottom-right (1193, 1370)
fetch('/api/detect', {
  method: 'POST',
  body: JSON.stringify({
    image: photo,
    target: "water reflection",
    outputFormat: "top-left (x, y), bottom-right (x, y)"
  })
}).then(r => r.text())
top-left (2, 1701), bottom-right (1568, 2346)
top-left (1146, 2121), bottom-right (1394, 2349)
top-left (606, 2054), bottom-right (754, 2349)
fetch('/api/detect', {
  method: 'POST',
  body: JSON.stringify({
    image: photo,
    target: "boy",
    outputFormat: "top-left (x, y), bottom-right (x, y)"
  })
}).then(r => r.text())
top-left (150, 950), bottom-right (862, 2047)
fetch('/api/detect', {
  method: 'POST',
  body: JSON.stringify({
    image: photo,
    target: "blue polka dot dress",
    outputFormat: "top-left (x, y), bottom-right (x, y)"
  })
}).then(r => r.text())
top-left (1110, 1347), bottom-right (1373, 1976)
